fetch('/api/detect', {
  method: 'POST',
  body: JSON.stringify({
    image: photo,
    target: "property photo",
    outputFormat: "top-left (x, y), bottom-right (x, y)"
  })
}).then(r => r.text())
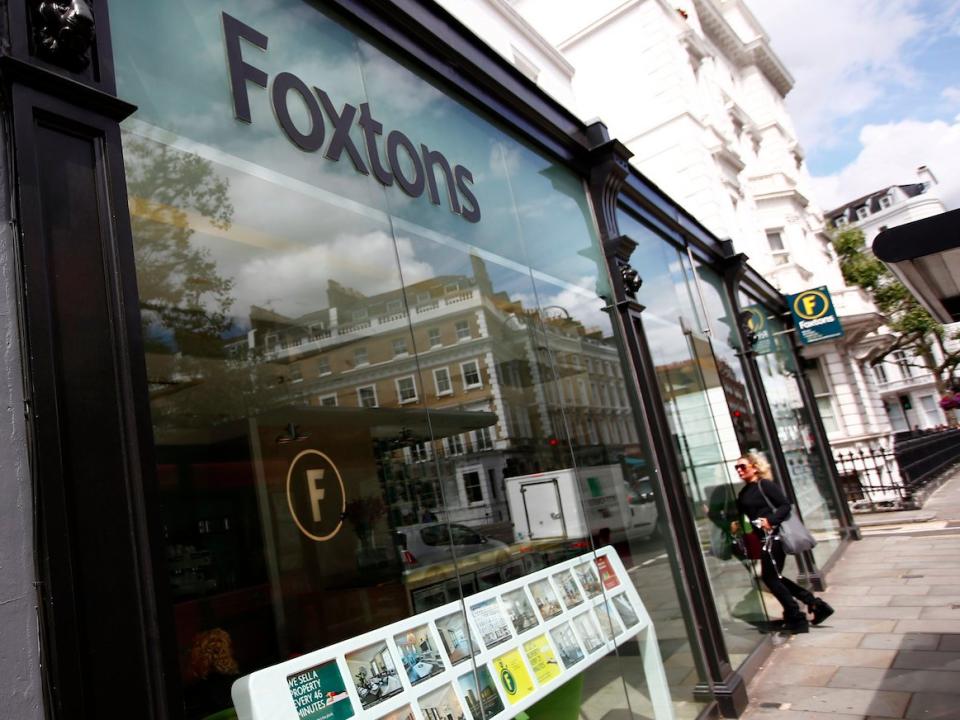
top-left (528, 579), bottom-right (562, 620)
top-left (501, 588), bottom-right (538, 635)
top-left (394, 625), bottom-right (444, 686)
top-left (457, 666), bottom-right (505, 719)
top-left (612, 594), bottom-right (640, 628)
top-left (573, 612), bottom-right (603, 653)
top-left (418, 682), bottom-right (466, 720)
top-left (377, 706), bottom-right (415, 720)
top-left (470, 598), bottom-right (512, 650)
top-left (573, 562), bottom-right (603, 599)
top-left (551, 570), bottom-right (584, 610)
top-left (435, 612), bottom-right (479, 666)
top-left (345, 642), bottom-right (403, 711)
top-left (549, 622), bottom-right (585, 668)
top-left (594, 604), bottom-right (623, 640)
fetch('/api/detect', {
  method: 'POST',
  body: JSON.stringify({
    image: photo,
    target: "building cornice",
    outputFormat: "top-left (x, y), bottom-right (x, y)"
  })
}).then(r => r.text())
top-left (484, 0), bottom-right (576, 77)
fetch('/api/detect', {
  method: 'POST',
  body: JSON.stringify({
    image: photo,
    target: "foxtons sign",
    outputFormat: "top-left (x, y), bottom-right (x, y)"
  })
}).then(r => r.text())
top-left (787, 286), bottom-right (844, 345)
top-left (222, 12), bottom-right (481, 223)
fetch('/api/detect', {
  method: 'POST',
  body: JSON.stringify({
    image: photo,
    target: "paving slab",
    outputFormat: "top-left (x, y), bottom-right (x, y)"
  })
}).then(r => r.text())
top-left (829, 666), bottom-right (960, 694)
top-left (757, 685), bottom-right (911, 717)
top-left (937, 635), bottom-right (960, 651)
top-left (888, 595), bottom-right (959, 606)
top-left (833, 606), bottom-right (922, 620)
top-left (792, 632), bottom-right (865, 649)
top-left (893, 650), bottom-right (960, 671)
top-left (784, 646), bottom-right (896, 669)
top-left (859, 633), bottom-right (941, 651)
top-left (904, 691), bottom-right (960, 719)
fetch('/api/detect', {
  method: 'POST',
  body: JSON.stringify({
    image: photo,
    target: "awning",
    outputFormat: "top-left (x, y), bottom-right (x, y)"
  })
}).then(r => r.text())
top-left (873, 209), bottom-right (960, 323)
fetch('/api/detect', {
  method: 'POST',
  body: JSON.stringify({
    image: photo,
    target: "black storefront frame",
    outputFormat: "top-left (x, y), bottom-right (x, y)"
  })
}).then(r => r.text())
top-left (2, 1), bottom-right (856, 718)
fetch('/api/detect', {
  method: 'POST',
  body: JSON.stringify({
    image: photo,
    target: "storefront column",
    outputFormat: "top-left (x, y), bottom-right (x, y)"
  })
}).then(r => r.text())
top-left (585, 123), bottom-right (747, 717)
top-left (1, 1), bottom-right (174, 716)
top-left (717, 244), bottom-right (825, 590)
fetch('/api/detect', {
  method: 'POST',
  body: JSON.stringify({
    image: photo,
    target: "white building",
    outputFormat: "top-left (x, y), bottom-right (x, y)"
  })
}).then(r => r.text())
top-left (824, 172), bottom-right (950, 432)
top-left (437, 0), bottom-right (898, 499)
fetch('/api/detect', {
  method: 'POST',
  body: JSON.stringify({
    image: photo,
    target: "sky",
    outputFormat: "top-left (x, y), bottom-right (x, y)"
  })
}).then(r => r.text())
top-left (745, 0), bottom-right (960, 213)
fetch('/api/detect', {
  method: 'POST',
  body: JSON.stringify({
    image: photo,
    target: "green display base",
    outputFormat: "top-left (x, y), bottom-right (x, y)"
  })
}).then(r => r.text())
top-left (518, 674), bottom-right (584, 720)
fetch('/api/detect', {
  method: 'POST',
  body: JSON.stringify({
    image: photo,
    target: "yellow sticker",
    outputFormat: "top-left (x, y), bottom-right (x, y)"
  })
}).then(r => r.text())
top-left (493, 649), bottom-right (535, 704)
top-left (522, 635), bottom-right (561, 686)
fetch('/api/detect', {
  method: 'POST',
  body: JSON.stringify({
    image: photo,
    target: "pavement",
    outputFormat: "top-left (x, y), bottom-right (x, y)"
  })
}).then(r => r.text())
top-left (741, 467), bottom-right (960, 720)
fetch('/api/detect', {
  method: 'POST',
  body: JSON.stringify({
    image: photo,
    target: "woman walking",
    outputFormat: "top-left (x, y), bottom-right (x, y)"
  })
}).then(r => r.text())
top-left (731, 452), bottom-right (834, 634)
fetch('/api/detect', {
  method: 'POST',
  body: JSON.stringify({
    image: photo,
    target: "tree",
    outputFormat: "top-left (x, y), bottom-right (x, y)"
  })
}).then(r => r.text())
top-left (832, 227), bottom-right (960, 406)
top-left (124, 137), bottom-right (235, 358)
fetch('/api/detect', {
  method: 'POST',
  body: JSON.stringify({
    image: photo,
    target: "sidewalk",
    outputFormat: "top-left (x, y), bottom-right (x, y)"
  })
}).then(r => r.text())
top-left (740, 468), bottom-right (960, 720)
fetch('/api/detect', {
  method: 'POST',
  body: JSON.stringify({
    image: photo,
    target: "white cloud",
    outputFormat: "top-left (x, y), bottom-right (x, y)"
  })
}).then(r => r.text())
top-left (746, 0), bottom-right (926, 148)
top-left (809, 118), bottom-right (960, 211)
top-left (943, 86), bottom-right (960, 104)
top-left (231, 231), bottom-right (435, 317)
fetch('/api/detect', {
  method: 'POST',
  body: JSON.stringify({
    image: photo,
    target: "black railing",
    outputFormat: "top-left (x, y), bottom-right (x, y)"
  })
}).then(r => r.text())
top-left (834, 428), bottom-right (960, 509)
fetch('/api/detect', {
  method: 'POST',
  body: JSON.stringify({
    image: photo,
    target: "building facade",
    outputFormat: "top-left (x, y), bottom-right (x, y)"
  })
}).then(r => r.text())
top-left (826, 175), bottom-right (951, 433)
top-left (0, 2), bottom-right (857, 719)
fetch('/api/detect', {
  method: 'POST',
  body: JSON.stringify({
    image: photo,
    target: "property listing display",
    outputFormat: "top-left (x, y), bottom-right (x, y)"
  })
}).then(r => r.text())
top-left (232, 547), bottom-right (674, 720)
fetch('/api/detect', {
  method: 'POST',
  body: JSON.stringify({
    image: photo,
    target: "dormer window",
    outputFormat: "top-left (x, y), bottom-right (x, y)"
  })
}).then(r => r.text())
top-left (834, 215), bottom-right (848, 229)
top-left (879, 194), bottom-right (893, 210)
top-left (856, 206), bottom-right (869, 221)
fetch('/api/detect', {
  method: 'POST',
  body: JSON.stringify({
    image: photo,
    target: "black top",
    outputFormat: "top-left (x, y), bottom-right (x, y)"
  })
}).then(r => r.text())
top-left (736, 479), bottom-right (791, 526)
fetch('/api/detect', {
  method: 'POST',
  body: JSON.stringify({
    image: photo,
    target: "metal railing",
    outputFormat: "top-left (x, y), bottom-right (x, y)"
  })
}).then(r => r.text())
top-left (834, 427), bottom-right (960, 510)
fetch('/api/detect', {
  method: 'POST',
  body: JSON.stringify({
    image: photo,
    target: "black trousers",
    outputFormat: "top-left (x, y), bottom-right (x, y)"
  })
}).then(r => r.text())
top-left (760, 534), bottom-right (816, 619)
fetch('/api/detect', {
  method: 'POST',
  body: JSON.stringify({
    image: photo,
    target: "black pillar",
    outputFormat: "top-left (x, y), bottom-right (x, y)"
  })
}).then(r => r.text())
top-left (585, 122), bottom-right (747, 717)
top-left (1, 2), bottom-right (175, 717)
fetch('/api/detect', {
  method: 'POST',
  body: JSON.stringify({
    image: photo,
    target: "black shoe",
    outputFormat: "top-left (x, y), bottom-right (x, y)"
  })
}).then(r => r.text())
top-left (782, 615), bottom-right (809, 634)
top-left (809, 599), bottom-right (834, 626)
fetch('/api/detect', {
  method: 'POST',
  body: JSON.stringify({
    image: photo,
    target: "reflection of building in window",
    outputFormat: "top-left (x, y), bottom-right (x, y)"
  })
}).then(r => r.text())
top-left (233, 258), bottom-right (640, 530)
top-left (462, 470), bottom-right (483, 503)
top-left (396, 376), bottom-right (418, 404)
top-left (358, 385), bottom-right (378, 408)
top-left (433, 367), bottom-right (452, 396)
top-left (807, 360), bottom-right (838, 434)
top-left (461, 360), bottom-right (483, 389)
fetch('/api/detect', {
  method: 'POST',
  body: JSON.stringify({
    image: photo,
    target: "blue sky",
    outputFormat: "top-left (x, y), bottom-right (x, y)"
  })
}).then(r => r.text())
top-left (746, 0), bottom-right (960, 212)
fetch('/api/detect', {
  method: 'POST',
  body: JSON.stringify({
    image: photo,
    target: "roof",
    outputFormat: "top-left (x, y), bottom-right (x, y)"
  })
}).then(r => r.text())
top-left (825, 184), bottom-right (927, 222)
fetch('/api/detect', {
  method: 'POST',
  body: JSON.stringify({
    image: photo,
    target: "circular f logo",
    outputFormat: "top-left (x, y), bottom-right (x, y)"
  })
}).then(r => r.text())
top-left (793, 290), bottom-right (830, 320)
top-left (286, 450), bottom-right (346, 541)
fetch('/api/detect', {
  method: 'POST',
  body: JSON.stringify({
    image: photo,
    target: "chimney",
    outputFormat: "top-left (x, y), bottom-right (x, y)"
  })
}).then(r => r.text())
top-left (917, 165), bottom-right (938, 187)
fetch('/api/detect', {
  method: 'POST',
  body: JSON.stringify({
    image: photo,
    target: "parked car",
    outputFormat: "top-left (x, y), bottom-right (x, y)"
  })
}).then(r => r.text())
top-left (393, 522), bottom-right (508, 568)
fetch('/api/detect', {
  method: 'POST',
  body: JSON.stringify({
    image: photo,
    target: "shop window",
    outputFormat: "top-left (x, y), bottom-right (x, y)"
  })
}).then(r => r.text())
top-left (461, 470), bottom-right (484, 504)
top-left (455, 320), bottom-right (470, 341)
top-left (461, 360), bottom-right (482, 389)
top-left (395, 376), bottom-right (418, 404)
top-left (319, 394), bottom-right (337, 407)
top-left (354, 347), bottom-right (368, 366)
top-left (428, 327), bottom-right (442, 347)
top-left (392, 338), bottom-right (407, 356)
top-left (433, 367), bottom-right (452, 396)
top-left (357, 385), bottom-right (378, 408)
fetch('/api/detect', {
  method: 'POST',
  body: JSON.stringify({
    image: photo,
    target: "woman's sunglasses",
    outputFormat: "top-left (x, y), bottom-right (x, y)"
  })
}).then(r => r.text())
top-left (734, 464), bottom-right (750, 471)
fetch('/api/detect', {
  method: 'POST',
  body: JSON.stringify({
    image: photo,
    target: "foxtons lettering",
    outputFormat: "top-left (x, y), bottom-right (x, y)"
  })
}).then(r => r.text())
top-left (222, 13), bottom-right (481, 223)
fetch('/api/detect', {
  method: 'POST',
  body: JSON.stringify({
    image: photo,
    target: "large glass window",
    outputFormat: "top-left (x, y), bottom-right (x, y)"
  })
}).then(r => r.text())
top-left (742, 305), bottom-right (844, 568)
top-left (619, 210), bottom-right (770, 668)
top-left (112, 1), bottom-right (705, 718)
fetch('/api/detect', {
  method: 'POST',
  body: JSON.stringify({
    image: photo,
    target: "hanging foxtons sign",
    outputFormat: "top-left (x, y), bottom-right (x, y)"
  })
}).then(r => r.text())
top-left (787, 286), bottom-right (844, 345)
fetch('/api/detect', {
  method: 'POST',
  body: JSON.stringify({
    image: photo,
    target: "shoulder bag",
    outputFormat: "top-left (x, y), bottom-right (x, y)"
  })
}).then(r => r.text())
top-left (755, 482), bottom-right (817, 555)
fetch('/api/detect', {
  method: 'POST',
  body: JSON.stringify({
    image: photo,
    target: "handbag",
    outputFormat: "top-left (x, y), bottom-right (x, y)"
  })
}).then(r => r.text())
top-left (709, 523), bottom-right (733, 560)
top-left (755, 482), bottom-right (817, 555)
